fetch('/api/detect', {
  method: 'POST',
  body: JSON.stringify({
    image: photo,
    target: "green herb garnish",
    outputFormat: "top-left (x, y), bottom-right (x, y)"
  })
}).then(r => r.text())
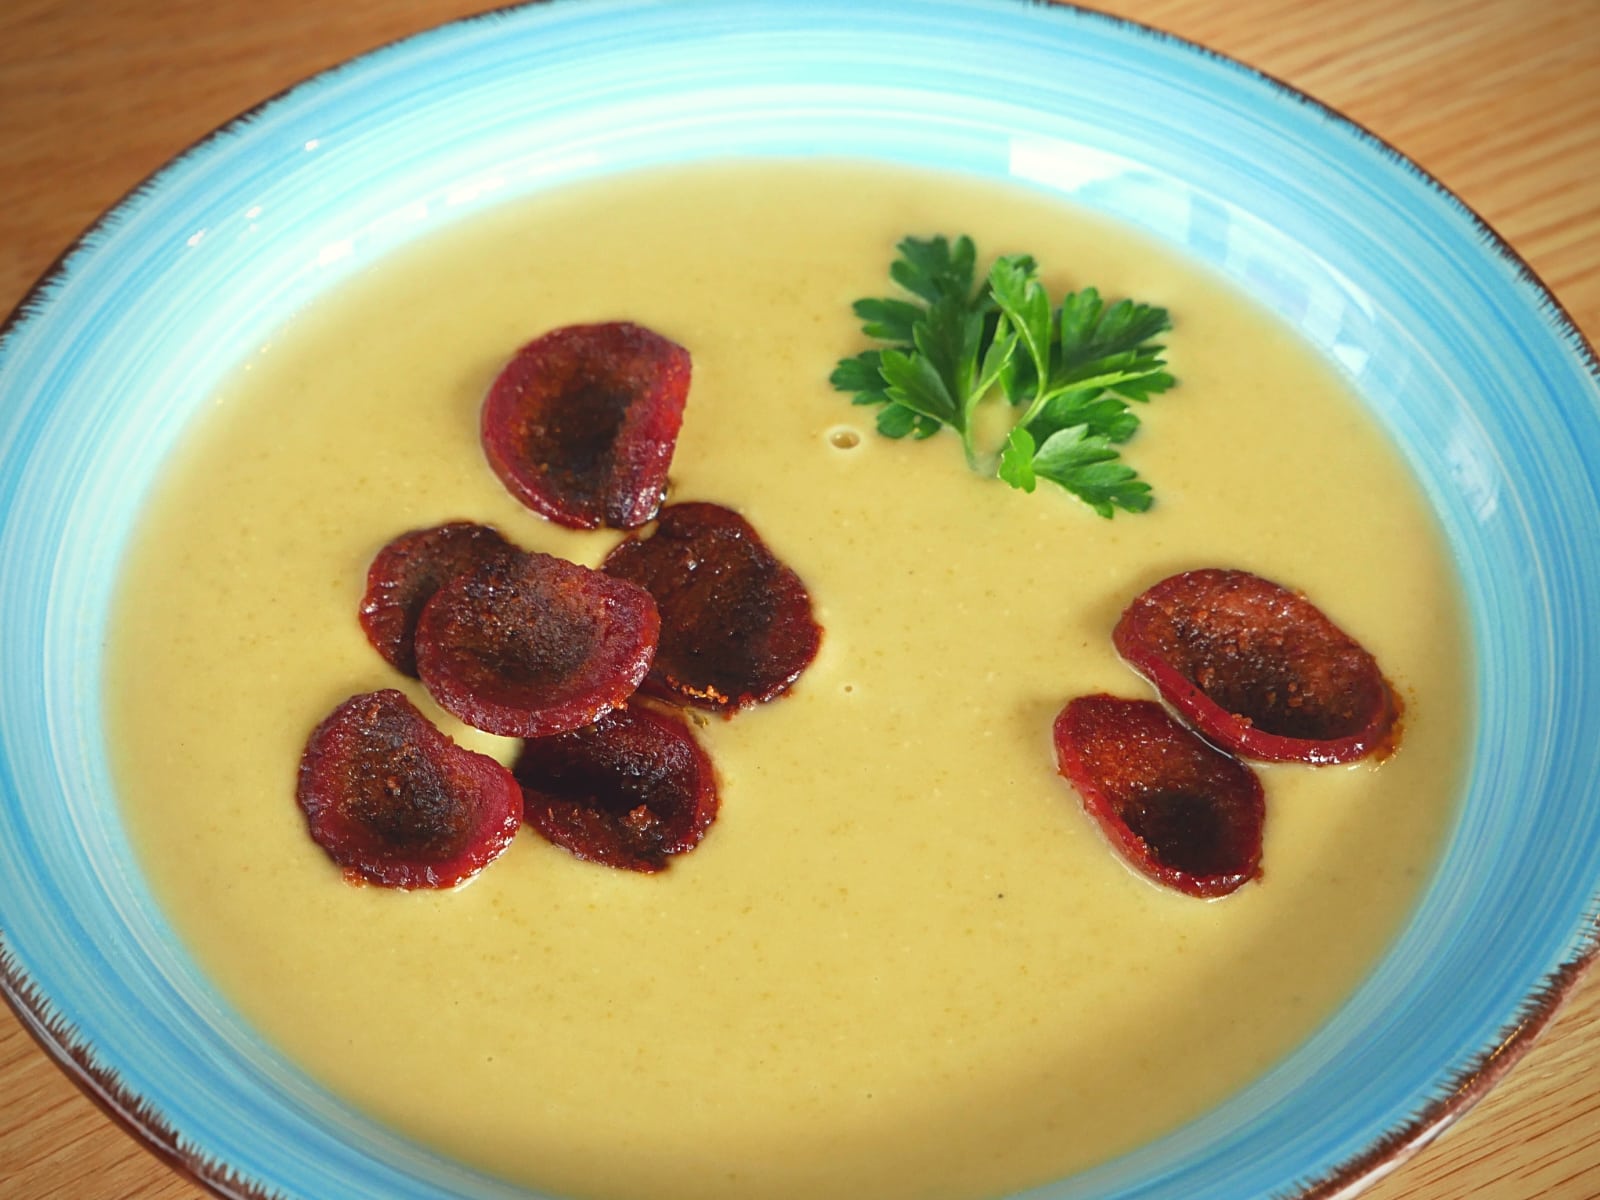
top-left (830, 235), bottom-right (1176, 516)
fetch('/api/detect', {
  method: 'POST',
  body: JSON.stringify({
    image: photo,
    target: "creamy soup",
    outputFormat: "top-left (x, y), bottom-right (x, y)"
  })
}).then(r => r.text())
top-left (107, 161), bottom-right (1469, 1200)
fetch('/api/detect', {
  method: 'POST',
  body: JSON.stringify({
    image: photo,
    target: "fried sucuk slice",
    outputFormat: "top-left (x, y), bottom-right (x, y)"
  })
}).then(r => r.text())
top-left (1113, 569), bottom-right (1400, 765)
top-left (358, 522), bottom-right (520, 677)
top-left (514, 702), bottom-right (718, 873)
top-left (414, 551), bottom-right (659, 738)
top-left (481, 321), bottom-right (692, 530)
top-left (296, 689), bottom-right (523, 889)
top-left (602, 501), bottom-right (821, 711)
top-left (1054, 694), bottom-right (1264, 898)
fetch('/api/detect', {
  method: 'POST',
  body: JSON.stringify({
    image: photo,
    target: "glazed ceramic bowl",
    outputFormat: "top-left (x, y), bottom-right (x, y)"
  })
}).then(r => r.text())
top-left (2, 2), bottom-right (1597, 1198)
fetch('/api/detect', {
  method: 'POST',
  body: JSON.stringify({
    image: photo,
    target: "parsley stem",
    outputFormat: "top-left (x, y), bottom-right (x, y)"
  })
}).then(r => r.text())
top-left (1015, 386), bottom-right (1057, 432)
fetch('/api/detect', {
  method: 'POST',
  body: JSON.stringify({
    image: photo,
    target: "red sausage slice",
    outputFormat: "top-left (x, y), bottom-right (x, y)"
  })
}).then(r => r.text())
top-left (515, 702), bottom-right (719, 873)
top-left (481, 321), bottom-right (691, 530)
top-left (602, 502), bottom-right (821, 711)
top-left (296, 689), bottom-right (523, 888)
top-left (415, 551), bottom-right (659, 738)
top-left (1113, 569), bottom-right (1400, 765)
top-left (358, 522), bottom-right (520, 677)
top-left (1053, 694), bottom-right (1264, 898)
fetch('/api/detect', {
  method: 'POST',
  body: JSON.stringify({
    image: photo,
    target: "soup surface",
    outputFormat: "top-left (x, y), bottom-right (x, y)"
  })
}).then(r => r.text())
top-left (107, 161), bottom-right (1469, 1200)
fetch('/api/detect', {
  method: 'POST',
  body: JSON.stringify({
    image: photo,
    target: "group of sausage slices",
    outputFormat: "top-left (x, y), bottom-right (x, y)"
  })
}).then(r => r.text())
top-left (296, 322), bottom-right (819, 885)
top-left (296, 321), bottom-right (1398, 899)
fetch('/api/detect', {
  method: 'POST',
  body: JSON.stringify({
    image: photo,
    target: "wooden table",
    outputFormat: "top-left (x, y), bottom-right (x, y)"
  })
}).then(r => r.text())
top-left (1, 1), bottom-right (1595, 1196)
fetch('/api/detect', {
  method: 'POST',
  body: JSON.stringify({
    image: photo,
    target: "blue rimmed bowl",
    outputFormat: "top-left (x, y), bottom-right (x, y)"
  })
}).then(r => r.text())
top-left (2, 2), bottom-right (1597, 1198)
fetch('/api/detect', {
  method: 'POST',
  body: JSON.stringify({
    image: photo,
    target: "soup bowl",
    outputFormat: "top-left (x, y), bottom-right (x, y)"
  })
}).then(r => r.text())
top-left (1, 2), bottom-right (1598, 1198)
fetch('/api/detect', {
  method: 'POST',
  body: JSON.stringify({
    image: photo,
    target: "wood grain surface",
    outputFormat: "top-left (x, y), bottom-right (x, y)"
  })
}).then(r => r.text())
top-left (1, 1), bottom-right (1596, 1197)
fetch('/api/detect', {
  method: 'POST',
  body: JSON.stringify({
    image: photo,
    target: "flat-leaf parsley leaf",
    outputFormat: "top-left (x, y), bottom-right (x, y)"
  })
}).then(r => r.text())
top-left (831, 235), bottom-right (1175, 516)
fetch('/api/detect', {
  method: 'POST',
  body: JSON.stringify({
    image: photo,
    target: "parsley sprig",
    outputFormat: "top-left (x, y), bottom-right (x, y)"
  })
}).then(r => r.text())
top-left (830, 235), bottom-right (1176, 516)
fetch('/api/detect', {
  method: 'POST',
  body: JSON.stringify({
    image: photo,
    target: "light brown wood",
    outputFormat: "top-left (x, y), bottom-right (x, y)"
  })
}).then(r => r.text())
top-left (1, 1), bottom-right (1596, 1196)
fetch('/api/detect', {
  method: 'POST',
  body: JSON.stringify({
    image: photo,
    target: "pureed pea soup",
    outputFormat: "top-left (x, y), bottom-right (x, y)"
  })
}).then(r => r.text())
top-left (106, 161), bottom-right (1469, 1200)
